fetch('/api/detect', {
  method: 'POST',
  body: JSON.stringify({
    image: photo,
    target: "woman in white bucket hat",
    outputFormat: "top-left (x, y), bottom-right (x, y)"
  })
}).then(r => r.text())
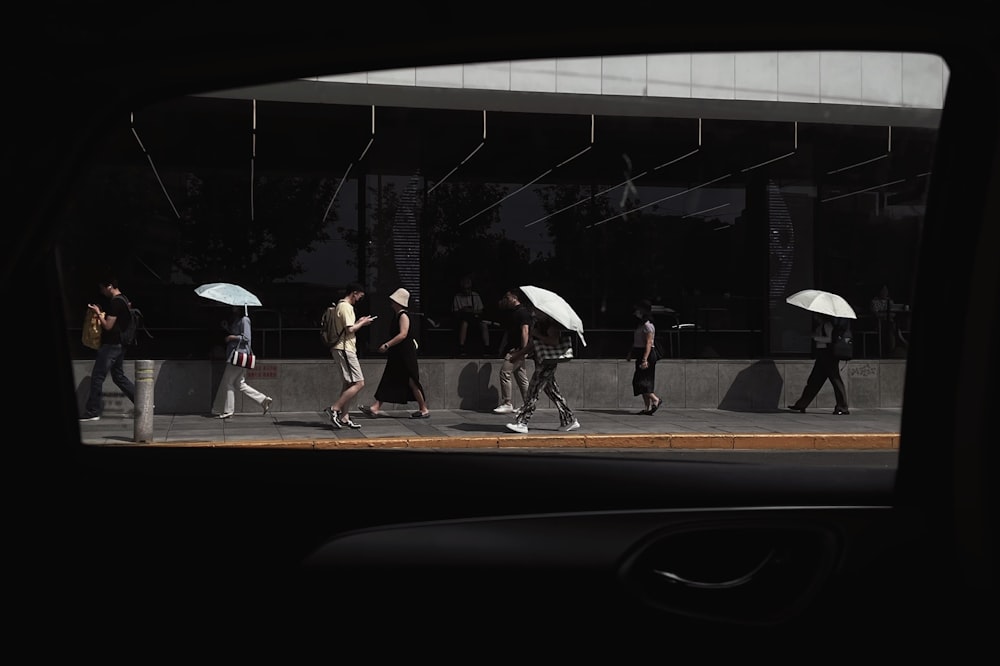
top-left (359, 288), bottom-right (431, 419)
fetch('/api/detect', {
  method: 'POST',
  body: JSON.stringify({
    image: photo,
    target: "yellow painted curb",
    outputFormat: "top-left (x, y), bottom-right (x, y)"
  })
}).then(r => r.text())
top-left (121, 432), bottom-right (899, 450)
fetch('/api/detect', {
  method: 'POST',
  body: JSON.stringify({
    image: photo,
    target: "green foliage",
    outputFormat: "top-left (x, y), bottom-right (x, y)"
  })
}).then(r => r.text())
top-left (175, 171), bottom-right (334, 285)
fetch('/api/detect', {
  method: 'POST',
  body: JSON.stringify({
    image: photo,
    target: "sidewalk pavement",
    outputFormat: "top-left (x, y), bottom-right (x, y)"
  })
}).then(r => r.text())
top-left (79, 406), bottom-right (903, 450)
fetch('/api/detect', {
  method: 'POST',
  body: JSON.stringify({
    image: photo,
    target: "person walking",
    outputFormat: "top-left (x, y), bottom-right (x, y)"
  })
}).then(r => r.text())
top-left (79, 277), bottom-right (137, 421)
top-left (492, 288), bottom-right (532, 414)
top-left (788, 312), bottom-right (850, 415)
top-left (211, 305), bottom-right (273, 419)
top-left (359, 288), bottom-right (430, 419)
top-left (504, 312), bottom-right (580, 434)
top-left (323, 282), bottom-right (376, 429)
top-left (627, 299), bottom-right (662, 415)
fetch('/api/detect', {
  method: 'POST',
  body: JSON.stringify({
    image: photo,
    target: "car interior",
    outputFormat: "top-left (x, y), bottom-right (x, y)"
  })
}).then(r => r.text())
top-left (6, 10), bottom-right (995, 655)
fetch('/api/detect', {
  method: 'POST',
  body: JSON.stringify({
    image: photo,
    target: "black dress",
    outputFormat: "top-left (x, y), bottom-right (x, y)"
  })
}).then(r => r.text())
top-left (373, 309), bottom-right (425, 404)
top-left (631, 320), bottom-right (657, 396)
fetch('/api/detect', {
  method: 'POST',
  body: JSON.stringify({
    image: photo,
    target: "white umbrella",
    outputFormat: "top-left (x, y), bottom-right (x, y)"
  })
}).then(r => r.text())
top-left (785, 289), bottom-right (857, 319)
top-left (195, 283), bottom-right (263, 308)
top-left (520, 285), bottom-right (587, 346)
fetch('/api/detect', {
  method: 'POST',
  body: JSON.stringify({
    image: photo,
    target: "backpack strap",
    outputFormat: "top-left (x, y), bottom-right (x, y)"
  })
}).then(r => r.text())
top-left (331, 304), bottom-right (347, 341)
top-left (116, 293), bottom-right (153, 340)
top-left (334, 302), bottom-right (346, 340)
top-left (112, 293), bottom-right (131, 323)
top-left (323, 303), bottom-right (347, 346)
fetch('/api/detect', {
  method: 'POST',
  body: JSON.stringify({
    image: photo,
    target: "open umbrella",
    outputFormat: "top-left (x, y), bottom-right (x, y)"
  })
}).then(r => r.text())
top-left (195, 283), bottom-right (263, 308)
top-left (785, 289), bottom-right (857, 319)
top-left (520, 285), bottom-right (587, 346)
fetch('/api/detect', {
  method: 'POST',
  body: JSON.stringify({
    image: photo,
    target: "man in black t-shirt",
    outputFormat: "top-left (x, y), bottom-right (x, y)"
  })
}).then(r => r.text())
top-left (79, 277), bottom-right (136, 421)
top-left (493, 288), bottom-right (532, 414)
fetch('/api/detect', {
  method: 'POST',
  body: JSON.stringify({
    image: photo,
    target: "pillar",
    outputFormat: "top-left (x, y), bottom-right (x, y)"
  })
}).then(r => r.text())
top-left (134, 359), bottom-right (155, 443)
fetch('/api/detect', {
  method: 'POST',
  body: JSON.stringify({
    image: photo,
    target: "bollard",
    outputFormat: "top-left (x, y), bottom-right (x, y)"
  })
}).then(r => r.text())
top-left (134, 359), bottom-right (155, 443)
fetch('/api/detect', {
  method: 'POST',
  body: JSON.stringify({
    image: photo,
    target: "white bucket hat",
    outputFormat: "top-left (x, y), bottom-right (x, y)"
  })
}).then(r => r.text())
top-left (389, 288), bottom-right (410, 308)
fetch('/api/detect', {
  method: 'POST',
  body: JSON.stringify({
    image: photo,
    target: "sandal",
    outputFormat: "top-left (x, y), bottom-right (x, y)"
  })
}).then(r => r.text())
top-left (358, 404), bottom-right (382, 418)
top-left (648, 399), bottom-right (662, 415)
top-left (410, 411), bottom-right (431, 419)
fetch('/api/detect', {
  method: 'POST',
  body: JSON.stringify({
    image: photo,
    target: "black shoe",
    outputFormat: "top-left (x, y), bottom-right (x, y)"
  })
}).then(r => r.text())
top-left (833, 407), bottom-right (850, 415)
top-left (324, 407), bottom-right (342, 429)
top-left (787, 405), bottom-right (806, 413)
top-left (649, 399), bottom-right (662, 415)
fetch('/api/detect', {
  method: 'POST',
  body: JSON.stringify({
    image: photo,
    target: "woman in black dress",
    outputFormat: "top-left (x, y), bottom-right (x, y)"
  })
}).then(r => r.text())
top-left (359, 288), bottom-right (430, 418)
top-left (627, 299), bottom-right (662, 415)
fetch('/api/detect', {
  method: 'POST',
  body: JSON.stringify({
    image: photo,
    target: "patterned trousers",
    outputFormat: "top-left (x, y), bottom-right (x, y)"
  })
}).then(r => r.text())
top-left (514, 362), bottom-right (575, 427)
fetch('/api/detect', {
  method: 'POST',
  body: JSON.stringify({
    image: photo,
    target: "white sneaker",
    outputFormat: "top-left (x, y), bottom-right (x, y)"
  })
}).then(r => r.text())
top-left (79, 415), bottom-right (100, 422)
top-left (560, 419), bottom-right (581, 432)
top-left (493, 403), bottom-right (515, 414)
top-left (262, 397), bottom-right (273, 415)
top-left (340, 416), bottom-right (362, 429)
top-left (216, 413), bottom-right (233, 419)
top-left (505, 422), bottom-right (528, 434)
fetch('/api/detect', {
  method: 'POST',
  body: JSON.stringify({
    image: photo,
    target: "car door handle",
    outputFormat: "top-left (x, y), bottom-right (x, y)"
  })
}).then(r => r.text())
top-left (652, 548), bottom-right (776, 589)
top-left (620, 522), bottom-right (838, 624)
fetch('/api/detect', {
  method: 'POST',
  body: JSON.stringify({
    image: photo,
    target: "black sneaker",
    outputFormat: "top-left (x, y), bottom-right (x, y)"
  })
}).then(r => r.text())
top-left (324, 407), bottom-right (342, 429)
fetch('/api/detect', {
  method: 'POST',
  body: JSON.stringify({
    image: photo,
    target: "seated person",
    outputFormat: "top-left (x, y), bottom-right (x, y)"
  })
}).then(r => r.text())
top-left (452, 275), bottom-right (489, 355)
top-left (870, 284), bottom-right (897, 357)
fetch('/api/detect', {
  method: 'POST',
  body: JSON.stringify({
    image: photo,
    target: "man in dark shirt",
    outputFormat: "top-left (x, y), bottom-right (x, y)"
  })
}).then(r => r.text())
top-left (79, 277), bottom-right (136, 421)
top-left (493, 288), bottom-right (532, 414)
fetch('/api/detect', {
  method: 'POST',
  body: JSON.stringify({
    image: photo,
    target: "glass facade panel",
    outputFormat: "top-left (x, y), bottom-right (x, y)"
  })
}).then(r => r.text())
top-left (57, 55), bottom-right (938, 362)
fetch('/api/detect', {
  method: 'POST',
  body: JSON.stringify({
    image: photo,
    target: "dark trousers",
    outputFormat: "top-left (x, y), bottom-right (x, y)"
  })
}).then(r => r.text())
top-left (793, 347), bottom-right (848, 410)
top-left (876, 317), bottom-right (897, 357)
top-left (83, 343), bottom-right (136, 416)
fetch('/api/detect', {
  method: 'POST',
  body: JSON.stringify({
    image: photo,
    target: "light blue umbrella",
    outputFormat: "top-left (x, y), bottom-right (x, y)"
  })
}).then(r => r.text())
top-left (195, 283), bottom-right (263, 315)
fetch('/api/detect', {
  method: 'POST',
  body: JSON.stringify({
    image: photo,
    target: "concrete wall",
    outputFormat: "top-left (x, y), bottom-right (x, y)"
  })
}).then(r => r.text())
top-left (73, 358), bottom-right (906, 416)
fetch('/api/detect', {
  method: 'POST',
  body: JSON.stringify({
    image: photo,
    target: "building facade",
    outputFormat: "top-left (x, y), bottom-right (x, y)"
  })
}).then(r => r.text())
top-left (59, 51), bottom-right (944, 361)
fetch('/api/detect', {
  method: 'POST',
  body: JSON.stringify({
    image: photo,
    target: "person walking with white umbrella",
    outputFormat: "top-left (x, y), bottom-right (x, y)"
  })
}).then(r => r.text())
top-left (504, 286), bottom-right (585, 434)
top-left (785, 289), bottom-right (854, 415)
top-left (212, 304), bottom-right (272, 419)
top-left (504, 311), bottom-right (580, 433)
top-left (195, 282), bottom-right (272, 419)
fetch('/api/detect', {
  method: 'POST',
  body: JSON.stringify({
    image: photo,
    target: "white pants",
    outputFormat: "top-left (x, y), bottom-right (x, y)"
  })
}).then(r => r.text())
top-left (214, 364), bottom-right (268, 414)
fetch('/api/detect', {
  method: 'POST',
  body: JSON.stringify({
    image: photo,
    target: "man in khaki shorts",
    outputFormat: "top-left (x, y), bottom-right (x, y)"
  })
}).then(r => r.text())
top-left (324, 282), bottom-right (376, 429)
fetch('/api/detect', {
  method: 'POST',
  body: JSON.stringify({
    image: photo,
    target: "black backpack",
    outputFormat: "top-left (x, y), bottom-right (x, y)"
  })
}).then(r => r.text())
top-left (114, 293), bottom-right (150, 346)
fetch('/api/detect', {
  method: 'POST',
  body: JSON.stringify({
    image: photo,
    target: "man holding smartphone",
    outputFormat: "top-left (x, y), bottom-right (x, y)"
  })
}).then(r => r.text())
top-left (323, 282), bottom-right (376, 429)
